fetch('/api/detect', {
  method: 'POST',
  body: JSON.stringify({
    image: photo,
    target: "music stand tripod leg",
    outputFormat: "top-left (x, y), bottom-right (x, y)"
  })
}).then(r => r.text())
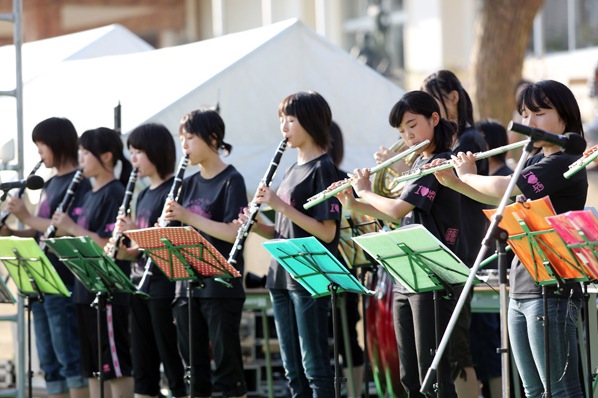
top-left (92, 292), bottom-right (107, 398)
top-left (329, 282), bottom-right (344, 398)
top-left (359, 265), bottom-right (371, 398)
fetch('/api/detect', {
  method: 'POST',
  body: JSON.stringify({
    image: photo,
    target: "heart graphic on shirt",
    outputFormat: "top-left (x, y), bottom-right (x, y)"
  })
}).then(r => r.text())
top-left (420, 187), bottom-right (429, 196)
top-left (526, 175), bottom-right (538, 184)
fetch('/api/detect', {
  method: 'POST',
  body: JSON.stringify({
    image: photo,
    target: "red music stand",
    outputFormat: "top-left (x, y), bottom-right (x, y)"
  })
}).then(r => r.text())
top-left (124, 226), bottom-right (241, 398)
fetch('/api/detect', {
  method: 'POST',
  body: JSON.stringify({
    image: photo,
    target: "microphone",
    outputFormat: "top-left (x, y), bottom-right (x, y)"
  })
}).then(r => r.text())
top-left (0, 175), bottom-right (45, 192)
top-left (508, 121), bottom-right (587, 155)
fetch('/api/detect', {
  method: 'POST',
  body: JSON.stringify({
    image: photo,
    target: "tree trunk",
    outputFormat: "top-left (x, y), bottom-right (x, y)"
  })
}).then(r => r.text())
top-left (471, 0), bottom-right (544, 126)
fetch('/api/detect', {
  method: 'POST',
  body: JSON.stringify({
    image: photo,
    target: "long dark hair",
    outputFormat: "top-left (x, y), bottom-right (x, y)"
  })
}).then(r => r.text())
top-left (516, 80), bottom-right (584, 137)
top-left (127, 123), bottom-right (176, 179)
top-left (278, 91), bottom-right (332, 150)
top-left (79, 127), bottom-right (133, 186)
top-left (32, 117), bottom-right (79, 168)
top-left (179, 108), bottom-right (232, 155)
top-left (422, 70), bottom-right (475, 136)
top-left (389, 90), bottom-right (457, 154)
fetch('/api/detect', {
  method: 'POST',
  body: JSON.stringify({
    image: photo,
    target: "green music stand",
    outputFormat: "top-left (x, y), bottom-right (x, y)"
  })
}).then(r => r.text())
top-left (43, 236), bottom-right (145, 398)
top-left (262, 236), bottom-right (374, 398)
top-left (124, 226), bottom-right (241, 398)
top-left (0, 237), bottom-right (71, 398)
top-left (352, 224), bottom-right (477, 396)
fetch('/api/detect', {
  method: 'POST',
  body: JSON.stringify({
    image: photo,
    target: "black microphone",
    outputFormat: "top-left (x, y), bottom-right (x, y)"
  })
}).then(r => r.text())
top-left (0, 175), bottom-right (45, 191)
top-left (508, 121), bottom-right (587, 155)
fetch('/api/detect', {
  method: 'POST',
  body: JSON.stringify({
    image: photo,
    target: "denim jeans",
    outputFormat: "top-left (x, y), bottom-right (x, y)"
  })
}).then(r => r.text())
top-left (270, 288), bottom-right (334, 398)
top-left (508, 297), bottom-right (583, 398)
top-left (32, 293), bottom-right (87, 394)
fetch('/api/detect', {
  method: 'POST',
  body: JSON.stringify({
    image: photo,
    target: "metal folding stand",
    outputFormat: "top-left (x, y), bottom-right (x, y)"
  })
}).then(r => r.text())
top-left (43, 236), bottom-right (144, 398)
top-left (352, 224), bottom-right (474, 397)
top-left (262, 236), bottom-right (373, 398)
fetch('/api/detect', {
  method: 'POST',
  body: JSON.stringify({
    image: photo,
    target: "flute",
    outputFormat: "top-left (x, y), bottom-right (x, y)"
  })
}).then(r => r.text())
top-left (392, 140), bottom-right (528, 183)
top-left (303, 139), bottom-right (430, 210)
top-left (137, 155), bottom-right (188, 293)
top-left (564, 144), bottom-right (598, 179)
top-left (228, 138), bottom-right (288, 266)
top-left (0, 160), bottom-right (43, 229)
top-left (107, 168), bottom-right (138, 259)
top-left (40, 169), bottom-right (85, 251)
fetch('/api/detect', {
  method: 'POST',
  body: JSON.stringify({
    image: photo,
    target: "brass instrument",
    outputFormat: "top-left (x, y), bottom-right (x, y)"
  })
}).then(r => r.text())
top-left (372, 139), bottom-right (419, 198)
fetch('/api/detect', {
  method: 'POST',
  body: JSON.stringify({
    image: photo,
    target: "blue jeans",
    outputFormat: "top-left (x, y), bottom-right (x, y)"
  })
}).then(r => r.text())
top-left (270, 288), bottom-right (334, 398)
top-left (32, 294), bottom-right (87, 394)
top-left (508, 297), bottom-right (583, 398)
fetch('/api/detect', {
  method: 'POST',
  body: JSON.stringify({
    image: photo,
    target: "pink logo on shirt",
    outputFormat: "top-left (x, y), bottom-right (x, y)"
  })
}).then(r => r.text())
top-left (522, 171), bottom-right (544, 193)
top-left (414, 185), bottom-right (437, 201)
top-left (330, 203), bottom-right (340, 213)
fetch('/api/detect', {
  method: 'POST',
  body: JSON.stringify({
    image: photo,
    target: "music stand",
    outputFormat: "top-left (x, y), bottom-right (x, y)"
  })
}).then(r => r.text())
top-left (262, 236), bottom-right (374, 398)
top-left (43, 236), bottom-right (143, 398)
top-left (483, 197), bottom-right (590, 398)
top-left (352, 224), bottom-right (476, 396)
top-left (546, 209), bottom-right (598, 396)
top-left (338, 211), bottom-right (381, 398)
top-left (124, 226), bottom-right (241, 398)
top-left (0, 237), bottom-right (70, 398)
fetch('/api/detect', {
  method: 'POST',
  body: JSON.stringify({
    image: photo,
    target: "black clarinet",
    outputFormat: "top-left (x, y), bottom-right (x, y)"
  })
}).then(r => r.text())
top-left (0, 160), bottom-right (43, 229)
top-left (108, 168), bottom-right (138, 259)
top-left (227, 138), bottom-right (287, 265)
top-left (40, 169), bottom-right (84, 251)
top-left (137, 155), bottom-right (189, 293)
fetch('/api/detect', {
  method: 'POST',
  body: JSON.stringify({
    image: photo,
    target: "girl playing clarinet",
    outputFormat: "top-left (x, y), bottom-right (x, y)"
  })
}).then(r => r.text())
top-left (52, 127), bottom-right (134, 398)
top-left (2, 117), bottom-right (91, 398)
top-left (107, 123), bottom-right (187, 398)
top-left (242, 91), bottom-right (341, 397)
top-left (163, 108), bottom-right (248, 398)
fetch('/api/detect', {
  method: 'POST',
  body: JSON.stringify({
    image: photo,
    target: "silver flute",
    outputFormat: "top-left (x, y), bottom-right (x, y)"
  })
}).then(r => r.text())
top-left (303, 139), bottom-right (430, 210)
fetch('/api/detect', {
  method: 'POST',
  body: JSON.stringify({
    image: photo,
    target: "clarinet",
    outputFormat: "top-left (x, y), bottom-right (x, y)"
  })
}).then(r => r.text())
top-left (40, 169), bottom-right (84, 251)
top-left (0, 160), bottom-right (43, 229)
top-left (107, 168), bottom-right (138, 259)
top-left (137, 155), bottom-right (189, 293)
top-left (227, 138), bottom-right (288, 265)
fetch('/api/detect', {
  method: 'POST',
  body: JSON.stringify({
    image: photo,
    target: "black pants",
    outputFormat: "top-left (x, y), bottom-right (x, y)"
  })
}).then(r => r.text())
top-left (130, 295), bottom-right (186, 397)
top-left (173, 297), bottom-right (247, 398)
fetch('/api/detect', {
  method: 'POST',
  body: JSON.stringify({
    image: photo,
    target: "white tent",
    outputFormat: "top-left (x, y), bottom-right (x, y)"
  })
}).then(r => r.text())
top-left (10, 18), bottom-right (405, 192)
top-left (0, 24), bottom-right (154, 90)
top-left (1, 24), bottom-right (153, 173)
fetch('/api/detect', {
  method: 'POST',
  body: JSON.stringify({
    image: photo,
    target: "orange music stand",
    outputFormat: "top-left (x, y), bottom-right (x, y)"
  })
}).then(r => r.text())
top-left (124, 226), bottom-right (241, 398)
top-left (483, 196), bottom-right (588, 285)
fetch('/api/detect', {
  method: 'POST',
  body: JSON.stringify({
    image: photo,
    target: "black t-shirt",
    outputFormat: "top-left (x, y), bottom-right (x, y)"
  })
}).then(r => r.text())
top-left (37, 171), bottom-right (92, 285)
top-left (394, 152), bottom-right (463, 294)
top-left (131, 177), bottom-right (175, 299)
top-left (510, 151), bottom-right (588, 299)
top-left (266, 154), bottom-right (342, 290)
top-left (174, 165), bottom-right (247, 299)
top-left (73, 180), bottom-right (130, 305)
top-left (453, 126), bottom-right (490, 266)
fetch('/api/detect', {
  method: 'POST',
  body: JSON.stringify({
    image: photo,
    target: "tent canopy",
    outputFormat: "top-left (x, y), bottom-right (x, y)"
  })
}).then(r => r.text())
top-left (6, 19), bottom-right (406, 193)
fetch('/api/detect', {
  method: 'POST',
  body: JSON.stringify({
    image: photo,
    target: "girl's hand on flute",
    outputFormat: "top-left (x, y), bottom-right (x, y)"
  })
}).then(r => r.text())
top-left (451, 151), bottom-right (477, 178)
top-left (350, 168), bottom-right (372, 197)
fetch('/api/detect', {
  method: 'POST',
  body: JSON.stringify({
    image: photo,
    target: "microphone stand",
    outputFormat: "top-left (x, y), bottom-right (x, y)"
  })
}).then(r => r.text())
top-left (421, 139), bottom-right (536, 397)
